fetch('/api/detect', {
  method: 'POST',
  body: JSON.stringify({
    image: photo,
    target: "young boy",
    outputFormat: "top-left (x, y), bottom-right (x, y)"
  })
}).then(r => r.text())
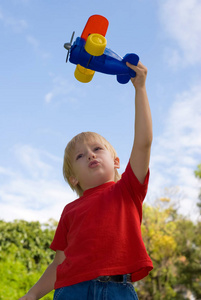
top-left (19, 61), bottom-right (153, 300)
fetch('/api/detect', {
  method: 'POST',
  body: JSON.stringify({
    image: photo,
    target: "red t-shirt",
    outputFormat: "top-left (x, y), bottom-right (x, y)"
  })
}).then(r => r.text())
top-left (50, 162), bottom-right (153, 289)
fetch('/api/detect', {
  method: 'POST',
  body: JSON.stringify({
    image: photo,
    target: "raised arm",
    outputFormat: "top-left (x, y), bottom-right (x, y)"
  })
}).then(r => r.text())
top-left (18, 250), bottom-right (65, 300)
top-left (126, 61), bottom-right (153, 184)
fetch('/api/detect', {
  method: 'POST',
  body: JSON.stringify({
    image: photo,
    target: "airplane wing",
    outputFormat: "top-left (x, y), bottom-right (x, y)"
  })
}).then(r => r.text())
top-left (81, 15), bottom-right (109, 41)
top-left (74, 64), bottom-right (95, 83)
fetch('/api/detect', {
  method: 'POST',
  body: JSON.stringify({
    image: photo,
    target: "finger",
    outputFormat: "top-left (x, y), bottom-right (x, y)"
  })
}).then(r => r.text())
top-left (126, 62), bottom-right (138, 69)
top-left (127, 60), bottom-right (146, 70)
top-left (126, 62), bottom-right (143, 76)
top-left (137, 61), bottom-right (143, 67)
top-left (126, 63), bottom-right (140, 77)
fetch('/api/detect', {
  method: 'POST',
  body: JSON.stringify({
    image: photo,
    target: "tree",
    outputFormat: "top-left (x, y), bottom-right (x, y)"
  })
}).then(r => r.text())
top-left (194, 163), bottom-right (201, 178)
top-left (136, 197), bottom-right (201, 300)
top-left (195, 163), bottom-right (201, 214)
top-left (0, 219), bottom-right (57, 300)
top-left (137, 200), bottom-right (179, 299)
top-left (175, 218), bottom-right (201, 299)
top-left (174, 162), bottom-right (201, 299)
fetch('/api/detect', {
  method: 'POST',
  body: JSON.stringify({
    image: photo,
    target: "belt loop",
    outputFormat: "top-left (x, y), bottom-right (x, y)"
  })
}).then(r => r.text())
top-left (123, 274), bottom-right (127, 285)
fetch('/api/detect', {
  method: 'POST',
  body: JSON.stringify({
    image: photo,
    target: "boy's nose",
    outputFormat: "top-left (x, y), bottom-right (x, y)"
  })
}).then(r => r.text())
top-left (88, 152), bottom-right (96, 160)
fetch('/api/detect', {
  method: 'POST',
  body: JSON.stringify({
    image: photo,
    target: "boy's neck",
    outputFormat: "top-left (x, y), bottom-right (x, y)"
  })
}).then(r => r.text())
top-left (83, 181), bottom-right (115, 197)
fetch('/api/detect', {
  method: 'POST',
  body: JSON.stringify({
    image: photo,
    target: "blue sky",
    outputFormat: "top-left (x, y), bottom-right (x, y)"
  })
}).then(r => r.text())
top-left (0, 0), bottom-right (201, 222)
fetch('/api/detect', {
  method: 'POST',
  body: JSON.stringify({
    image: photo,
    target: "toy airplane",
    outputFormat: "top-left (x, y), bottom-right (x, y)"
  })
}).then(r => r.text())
top-left (64, 15), bottom-right (139, 84)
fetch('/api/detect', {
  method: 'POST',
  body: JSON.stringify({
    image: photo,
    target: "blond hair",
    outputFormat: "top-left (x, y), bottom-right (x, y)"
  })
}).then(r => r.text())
top-left (63, 132), bottom-right (121, 197)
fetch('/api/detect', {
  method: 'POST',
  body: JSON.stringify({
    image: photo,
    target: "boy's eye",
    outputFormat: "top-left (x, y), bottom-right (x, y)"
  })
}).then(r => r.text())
top-left (94, 146), bottom-right (102, 151)
top-left (76, 154), bottom-right (83, 160)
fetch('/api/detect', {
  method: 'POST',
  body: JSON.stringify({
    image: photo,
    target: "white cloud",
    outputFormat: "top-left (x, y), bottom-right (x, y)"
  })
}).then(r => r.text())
top-left (0, 177), bottom-right (73, 222)
top-left (26, 35), bottom-right (39, 49)
top-left (0, 7), bottom-right (27, 32)
top-left (0, 7), bottom-right (50, 59)
top-left (0, 145), bottom-right (75, 222)
top-left (26, 35), bottom-right (51, 59)
top-left (158, 0), bottom-right (201, 66)
top-left (0, 166), bottom-right (15, 177)
top-left (45, 92), bottom-right (53, 103)
top-left (149, 84), bottom-right (201, 220)
top-left (13, 144), bottom-right (54, 179)
top-left (44, 74), bottom-right (82, 105)
top-left (160, 85), bottom-right (201, 153)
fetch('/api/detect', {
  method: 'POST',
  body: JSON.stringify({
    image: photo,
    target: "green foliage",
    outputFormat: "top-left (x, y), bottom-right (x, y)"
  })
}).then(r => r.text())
top-left (195, 163), bottom-right (201, 213)
top-left (175, 219), bottom-right (201, 299)
top-left (136, 199), bottom-right (201, 300)
top-left (0, 219), bottom-right (56, 300)
top-left (1, 211), bottom-right (201, 300)
top-left (194, 163), bottom-right (201, 179)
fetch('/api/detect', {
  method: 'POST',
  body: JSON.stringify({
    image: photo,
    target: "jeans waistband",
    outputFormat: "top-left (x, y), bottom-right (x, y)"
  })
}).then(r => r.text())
top-left (94, 274), bottom-right (132, 283)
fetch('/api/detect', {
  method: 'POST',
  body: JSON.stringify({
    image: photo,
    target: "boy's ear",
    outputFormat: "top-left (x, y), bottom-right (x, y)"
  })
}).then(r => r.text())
top-left (69, 176), bottom-right (79, 187)
top-left (114, 157), bottom-right (120, 169)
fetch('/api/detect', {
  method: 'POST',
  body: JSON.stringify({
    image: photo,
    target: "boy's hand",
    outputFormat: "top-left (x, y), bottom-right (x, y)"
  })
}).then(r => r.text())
top-left (126, 61), bottom-right (147, 89)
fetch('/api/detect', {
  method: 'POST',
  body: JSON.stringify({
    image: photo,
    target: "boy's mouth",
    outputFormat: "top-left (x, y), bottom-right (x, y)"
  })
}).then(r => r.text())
top-left (88, 160), bottom-right (100, 168)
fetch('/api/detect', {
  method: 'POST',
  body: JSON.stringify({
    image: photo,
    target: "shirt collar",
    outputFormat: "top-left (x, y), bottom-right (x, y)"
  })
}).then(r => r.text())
top-left (83, 181), bottom-right (115, 197)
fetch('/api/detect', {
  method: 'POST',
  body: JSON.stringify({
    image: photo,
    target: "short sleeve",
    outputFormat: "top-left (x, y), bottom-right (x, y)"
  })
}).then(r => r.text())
top-left (119, 162), bottom-right (149, 223)
top-left (50, 207), bottom-right (69, 251)
top-left (121, 161), bottom-right (149, 203)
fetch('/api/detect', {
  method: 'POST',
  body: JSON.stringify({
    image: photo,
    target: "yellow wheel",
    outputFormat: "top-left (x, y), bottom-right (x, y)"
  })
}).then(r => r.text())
top-left (74, 64), bottom-right (95, 83)
top-left (85, 33), bottom-right (107, 56)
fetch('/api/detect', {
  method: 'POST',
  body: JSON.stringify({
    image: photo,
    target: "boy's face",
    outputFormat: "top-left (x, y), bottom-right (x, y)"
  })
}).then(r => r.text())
top-left (69, 139), bottom-right (120, 192)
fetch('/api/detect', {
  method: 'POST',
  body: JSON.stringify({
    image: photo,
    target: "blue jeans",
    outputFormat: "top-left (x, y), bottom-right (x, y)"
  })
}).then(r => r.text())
top-left (53, 276), bottom-right (138, 300)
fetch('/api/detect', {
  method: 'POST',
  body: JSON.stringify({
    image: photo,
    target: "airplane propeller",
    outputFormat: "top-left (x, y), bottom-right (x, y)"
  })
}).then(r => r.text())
top-left (64, 31), bottom-right (75, 63)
